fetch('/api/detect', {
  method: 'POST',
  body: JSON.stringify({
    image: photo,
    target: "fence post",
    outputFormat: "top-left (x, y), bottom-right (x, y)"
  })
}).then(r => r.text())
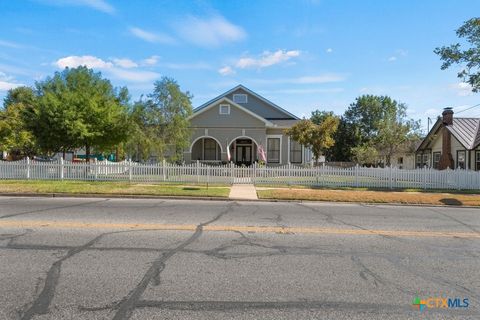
top-left (26, 157), bottom-right (30, 180)
top-left (423, 167), bottom-right (427, 190)
top-left (162, 159), bottom-right (166, 182)
top-left (206, 165), bottom-right (210, 189)
top-left (253, 162), bottom-right (256, 185)
top-left (389, 166), bottom-right (393, 189)
top-left (196, 160), bottom-right (200, 184)
top-left (231, 162), bottom-right (234, 184)
top-left (60, 157), bottom-right (64, 180)
top-left (128, 159), bottom-right (132, 182)
top-left (355, 164), bottom-right (359, 188)
top-left (94, 158), bottom-right (98, 181)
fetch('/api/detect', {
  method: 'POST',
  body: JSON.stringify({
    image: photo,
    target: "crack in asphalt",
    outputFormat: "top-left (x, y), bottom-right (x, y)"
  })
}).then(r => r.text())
top-left (0, 199), bottom-right (109, 219)
top-left (111, 202), bottom-right (235, 320)
top-left (427, 207), bottom-right (480, 235)
top-left (16, 228), bottom-right (160, 320)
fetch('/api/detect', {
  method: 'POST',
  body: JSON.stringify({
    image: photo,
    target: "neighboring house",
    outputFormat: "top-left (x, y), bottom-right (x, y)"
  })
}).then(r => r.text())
top-left (377, 140), bottom-right (419, 169)
top-left (184, 85), bottom-right (312, 165)
top-left (416, 107), bottom-right (480, 170)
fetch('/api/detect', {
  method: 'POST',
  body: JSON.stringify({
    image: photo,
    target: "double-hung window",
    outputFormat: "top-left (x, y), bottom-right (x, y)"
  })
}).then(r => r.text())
top-left (267, 138), bottom-right (280, 163)
top-left (290, 139), bottom-right (302, 163)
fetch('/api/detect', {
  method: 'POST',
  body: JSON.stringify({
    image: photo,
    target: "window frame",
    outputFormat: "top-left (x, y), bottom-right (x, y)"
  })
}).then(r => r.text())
top-left (433, 152), bottom-right (441, 169)
top-left (219, 104), bottom-right (230, 115)
top-left (266, 135), bottom-right (282, 164)
top-left (233, 94), bottom-right (248, 104)
top-left (289, 138), bottom-right (302, 164)
top-left (476, 151), bottom-right (480, 171)
top-left (456, 150), bottom-right (466, 169)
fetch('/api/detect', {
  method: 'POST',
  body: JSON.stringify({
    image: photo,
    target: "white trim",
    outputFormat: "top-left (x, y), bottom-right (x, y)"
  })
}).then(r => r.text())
top-left (189, 136), bottom-right (224, 153)
top-left (233, 93), bottom-right (248, 104)
top-left (266, 134), bottom-right (282, 164)
top-left (195, 85), bottom-right (299, 120)
top-left (189, 97), bottom-right (274, 127)
top-left (219, 104), bottom-right (230, 115)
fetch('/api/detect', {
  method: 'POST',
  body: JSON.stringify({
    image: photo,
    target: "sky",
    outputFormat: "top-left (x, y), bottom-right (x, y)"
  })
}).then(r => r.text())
top-left (1, 0), bottom-right (480, 133)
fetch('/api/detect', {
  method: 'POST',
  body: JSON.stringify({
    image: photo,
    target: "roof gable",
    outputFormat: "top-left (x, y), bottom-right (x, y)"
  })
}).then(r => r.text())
top-left (417, 117), bottom-right (480, 151)
top-left (189, 97), bottom-right (274, 127)
top-left (195, 85), bottom-right (299, 120)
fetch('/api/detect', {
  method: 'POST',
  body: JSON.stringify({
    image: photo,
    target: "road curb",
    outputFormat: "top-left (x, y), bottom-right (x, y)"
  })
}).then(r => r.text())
top-left (0, 192), bottom-right (478, 208)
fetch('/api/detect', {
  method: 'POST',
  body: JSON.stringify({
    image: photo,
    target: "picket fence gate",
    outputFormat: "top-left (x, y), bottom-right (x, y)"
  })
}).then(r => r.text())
top-left (0, 158), bottom-right (480, 190)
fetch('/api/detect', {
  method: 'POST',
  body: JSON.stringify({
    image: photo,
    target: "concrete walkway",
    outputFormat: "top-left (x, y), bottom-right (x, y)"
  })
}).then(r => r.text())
top-left (229, 184), bottom-right (258, 200)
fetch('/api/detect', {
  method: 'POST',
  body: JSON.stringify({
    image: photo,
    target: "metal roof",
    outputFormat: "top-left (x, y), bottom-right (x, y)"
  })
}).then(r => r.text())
top-left (445, 118), bottom-right (480, 149)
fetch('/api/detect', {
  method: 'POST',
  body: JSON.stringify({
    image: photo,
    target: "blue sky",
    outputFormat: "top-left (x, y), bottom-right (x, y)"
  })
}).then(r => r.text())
top-left (1, 0), bottom-right (479, 131)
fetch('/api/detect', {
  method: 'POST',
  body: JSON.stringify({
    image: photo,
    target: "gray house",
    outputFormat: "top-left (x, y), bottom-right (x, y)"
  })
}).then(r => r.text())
top-left (184, 85), bottom-right (311, 165)
top-left (416, 107), bottom-right (480, 170)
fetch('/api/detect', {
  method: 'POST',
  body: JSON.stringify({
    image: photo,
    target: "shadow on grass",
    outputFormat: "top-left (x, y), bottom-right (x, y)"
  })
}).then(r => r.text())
top-left (183, 187), bottom-right (201, 191)
top-left (295, 185), bottom-right (480, 195)
top-left (440, 198), bottom-right (463, 206)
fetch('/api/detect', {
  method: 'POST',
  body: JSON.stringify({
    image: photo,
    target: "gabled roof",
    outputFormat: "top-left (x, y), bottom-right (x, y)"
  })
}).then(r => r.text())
top-left (188, 97), bottom-right (275, 127)
top-left (194, 84), bottom-right (299, 120)
top-left (416, 117), bottom-right (480, 151)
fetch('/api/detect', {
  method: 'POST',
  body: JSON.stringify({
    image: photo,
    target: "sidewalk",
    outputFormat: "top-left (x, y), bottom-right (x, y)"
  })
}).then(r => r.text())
top-left (229, 184), bottom-right (258, 200)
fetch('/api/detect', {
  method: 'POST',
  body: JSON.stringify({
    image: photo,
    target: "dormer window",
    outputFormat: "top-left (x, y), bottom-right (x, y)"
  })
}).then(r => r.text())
top-left (233, 94), bottom-right (247, 104)
top-left (219, 104), bottom-right (230, 115)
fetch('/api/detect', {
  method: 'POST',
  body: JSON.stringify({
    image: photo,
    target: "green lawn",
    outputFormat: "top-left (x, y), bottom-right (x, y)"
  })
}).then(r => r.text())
top-left (0, 180), bottom-right (230, 197)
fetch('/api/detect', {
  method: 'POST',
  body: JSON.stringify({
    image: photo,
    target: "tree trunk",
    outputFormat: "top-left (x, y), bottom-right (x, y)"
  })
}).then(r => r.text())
top-left (62, 149), bottom-right (66, 160)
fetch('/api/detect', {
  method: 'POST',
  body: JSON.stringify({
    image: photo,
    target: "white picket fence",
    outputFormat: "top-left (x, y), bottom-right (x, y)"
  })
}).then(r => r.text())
top-left (0, 158), bottom-right (480, 190)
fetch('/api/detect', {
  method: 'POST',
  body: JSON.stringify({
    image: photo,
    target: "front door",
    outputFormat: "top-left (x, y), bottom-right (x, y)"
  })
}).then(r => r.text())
top-left (236, 145), bottom-right (252, 166)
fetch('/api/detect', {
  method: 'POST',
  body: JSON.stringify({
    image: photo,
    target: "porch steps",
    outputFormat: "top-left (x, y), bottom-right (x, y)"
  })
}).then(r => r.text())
top-left (229, 184), bottom-right (258, 200)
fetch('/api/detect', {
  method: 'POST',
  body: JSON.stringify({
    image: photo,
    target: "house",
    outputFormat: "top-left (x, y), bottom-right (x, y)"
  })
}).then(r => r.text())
top-left (378, 139), bottom-right (419, 169)
top-left (416, 107), bottom-right (480, 170)
top-left (184, 85), bottom-right (312, 165)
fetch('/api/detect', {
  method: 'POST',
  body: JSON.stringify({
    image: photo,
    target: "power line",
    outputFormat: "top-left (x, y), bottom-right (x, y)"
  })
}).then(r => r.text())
top-left (455, 103), bottom-right (480, 114)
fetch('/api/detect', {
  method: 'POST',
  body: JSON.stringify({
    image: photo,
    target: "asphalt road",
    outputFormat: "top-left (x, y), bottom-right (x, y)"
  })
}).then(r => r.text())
top-left (0, 197), bottom-right (479, 320)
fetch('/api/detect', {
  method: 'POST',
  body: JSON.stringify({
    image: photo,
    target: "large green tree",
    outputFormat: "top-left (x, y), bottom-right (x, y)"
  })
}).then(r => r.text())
top-left (130, 77), bottom-right (193, 160)
top-left (0, 87), bottom-right (38, 159)
top-left (25, 66), bottom-right (130, 160)
top-left (285, 116), bottom-right (339, 164)
top-left (311, 110), bottom-right (355, 161)
top-left (434, 18), bottom-right (480, 92)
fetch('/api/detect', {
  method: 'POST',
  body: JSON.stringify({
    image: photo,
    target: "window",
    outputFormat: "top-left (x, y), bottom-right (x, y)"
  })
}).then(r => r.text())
top-left (290, 139), bottom-right (302, 163)
top-left (267, 138), bottom-right (280, 163)
top-left (416, 154), bottom-right (422, 168)
top-left (422, 153), bottom-right (430, 168)
top-left (233, 94), bottom-right (247, 104)
top-left (433, 152), bottom-right (441, 169)
top-left (456, 150), bottom-right (466, 169)
top-left (203, 138), bottom-right (217, 160)
top-left (476, 151), bottom-right (480, 171)
top-left (397, 157), bottom-right (403, 164)
top-left (219, 104), bottom-right (230, 115)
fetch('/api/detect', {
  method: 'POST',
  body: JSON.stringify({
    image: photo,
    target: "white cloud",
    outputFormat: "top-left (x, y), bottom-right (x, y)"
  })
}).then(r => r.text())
top-left (54, 55), bottom-right (160, 83)
top-left (142, 55), bottom-right (159, 65)
top-left (0, 72), bottom-right (24, 91)
top-left (129, 27), bottom-right (176, 44)
top-left (107, 68), bottom-right (160, 83)
top-left (326, 48), bottom-right (333, 53)
top-left (176, 15), bottom-right (246, 47)
top-left (160, 62), bottom-right (211, 70)
top-left (387, 56), bottom-right (397, 62)
top-left (56, 55), bottom-right (113, 69)
top-left (236, 50), bottom-right (301, 69)
top-left (250, 73), bottom-right (346, 85)
top-left (0, 39), bottom-right (22, 49)
top-left (218, 66), bottom-right (235, 76)
top-left (37, 0), bottom-right (115, 14)
top-left (113, 58), bottom-right (138, 69)
top-left (452, 82), bottom-right (473, 96)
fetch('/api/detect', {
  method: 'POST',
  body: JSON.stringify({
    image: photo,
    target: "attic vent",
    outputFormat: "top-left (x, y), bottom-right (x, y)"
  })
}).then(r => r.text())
top-left (233, 94), bottom-right (247, 104)
top-left (219, 104), bottom-right (230, 115)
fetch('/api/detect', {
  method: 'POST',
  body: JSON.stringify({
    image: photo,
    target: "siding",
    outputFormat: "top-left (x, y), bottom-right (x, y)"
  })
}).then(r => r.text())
top-left (226, 88), bottom-right (292, 120)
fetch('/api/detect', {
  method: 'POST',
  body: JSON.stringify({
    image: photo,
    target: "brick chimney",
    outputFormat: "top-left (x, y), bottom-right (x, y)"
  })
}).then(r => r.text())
top-left (438, 107), bottom-right (454, 170)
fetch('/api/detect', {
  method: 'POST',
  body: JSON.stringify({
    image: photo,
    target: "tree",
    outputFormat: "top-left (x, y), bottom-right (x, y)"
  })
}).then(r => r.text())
top-left (144, 77), bottom-right (193, 161)
top-left (351, 144), bottom-right (378, 166)
top-left (311, 110), bottom-right (356, 161)
top-left (25, 67), bottom-right (130, 160)
top-left (372, 103), bottom-right (421, 166)
top-left (0, 87), bottom-right (38, 159)
top-left (344, 95), bottom-right (398, 144)
top-left (285, 116), bottom-right (339, 164)
top-left (434, 18), bottom-right (480, 92)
